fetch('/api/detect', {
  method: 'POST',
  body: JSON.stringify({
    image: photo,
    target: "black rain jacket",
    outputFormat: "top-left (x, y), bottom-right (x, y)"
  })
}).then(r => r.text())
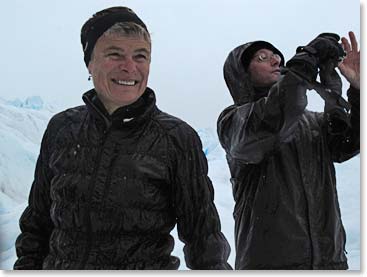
top-left (217, 42), bottom-right (359, 269)
top-left (14, 88), bottom-right (231, 270)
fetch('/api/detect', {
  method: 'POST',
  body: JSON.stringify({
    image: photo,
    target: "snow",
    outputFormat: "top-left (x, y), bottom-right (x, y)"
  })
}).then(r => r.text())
top-left (0, 97), bottom-right (360, 270)
top-left (5, 96), bottom-right (43, 110)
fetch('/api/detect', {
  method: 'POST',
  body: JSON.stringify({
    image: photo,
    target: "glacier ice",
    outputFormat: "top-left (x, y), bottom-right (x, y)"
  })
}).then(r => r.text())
top-left (0, 97), bottom-right (360, 270)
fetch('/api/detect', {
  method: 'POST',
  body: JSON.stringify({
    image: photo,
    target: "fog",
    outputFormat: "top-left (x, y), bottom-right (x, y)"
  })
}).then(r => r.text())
top-left (1, 0), bottom-right (360, 129)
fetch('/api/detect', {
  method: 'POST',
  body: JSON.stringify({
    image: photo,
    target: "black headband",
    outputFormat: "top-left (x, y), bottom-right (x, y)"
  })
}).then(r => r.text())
top-left (81, 10), bottom-right (148, 67)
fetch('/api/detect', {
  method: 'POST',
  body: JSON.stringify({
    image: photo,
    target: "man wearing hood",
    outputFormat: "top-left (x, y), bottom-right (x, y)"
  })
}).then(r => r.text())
top-left (217, 32), bottom-right (359, 269)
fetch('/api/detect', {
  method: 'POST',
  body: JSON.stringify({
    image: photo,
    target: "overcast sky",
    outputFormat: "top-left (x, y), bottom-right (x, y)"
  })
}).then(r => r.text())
top-left (1, 0), bottom-right (361, 129)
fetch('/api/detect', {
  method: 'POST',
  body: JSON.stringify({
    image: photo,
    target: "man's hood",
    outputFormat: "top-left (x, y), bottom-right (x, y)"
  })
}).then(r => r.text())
top-left (223, 41), bottom-right (285, 105)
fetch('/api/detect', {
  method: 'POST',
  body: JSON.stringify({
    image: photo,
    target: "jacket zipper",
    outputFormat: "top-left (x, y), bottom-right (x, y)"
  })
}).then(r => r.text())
top-left (302, 176), bottom-right (314, 268)
top-left (100, 143), bottom-right (120, 211)
top-left (79, 128), bottom-right (110, 269)
top-left (295, 146), bottom-right (314, 268)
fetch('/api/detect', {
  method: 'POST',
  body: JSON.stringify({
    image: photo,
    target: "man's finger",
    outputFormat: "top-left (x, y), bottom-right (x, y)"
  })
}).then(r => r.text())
top-left (341, 37), bottom-right (351, 53)
top-left (349, 31), bottom-right (358, 52)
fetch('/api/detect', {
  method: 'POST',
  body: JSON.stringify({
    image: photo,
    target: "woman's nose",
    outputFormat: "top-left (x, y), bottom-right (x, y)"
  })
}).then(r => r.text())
top-left (119, 57), bottom-right (136, 72)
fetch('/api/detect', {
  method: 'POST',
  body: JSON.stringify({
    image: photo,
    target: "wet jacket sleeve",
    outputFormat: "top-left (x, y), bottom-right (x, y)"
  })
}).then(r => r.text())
top-left (171, 124), bottom-right (232, 270)
top-left (217, 72), bottom-right (308, 164)
top-left (14, 125), bottom-right (54, 269)
top-left (324, 86), bottom-right (360, 162)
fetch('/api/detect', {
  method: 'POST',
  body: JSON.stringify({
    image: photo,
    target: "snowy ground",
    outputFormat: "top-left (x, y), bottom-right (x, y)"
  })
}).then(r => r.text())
top-left (0, 97), bottom-right (360, 270)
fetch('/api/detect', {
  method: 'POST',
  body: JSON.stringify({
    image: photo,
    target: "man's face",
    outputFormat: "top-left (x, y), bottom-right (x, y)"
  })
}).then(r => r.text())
top-left (247, 48), bottom-right (281, 87)
top-left (88, 34), bottom-right (151, 114)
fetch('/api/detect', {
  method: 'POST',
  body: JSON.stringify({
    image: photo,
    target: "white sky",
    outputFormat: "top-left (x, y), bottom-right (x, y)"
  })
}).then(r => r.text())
top-left (0, 0), bottom-right (361, 130)
top-left (0, 1), bottom-right (364, 275)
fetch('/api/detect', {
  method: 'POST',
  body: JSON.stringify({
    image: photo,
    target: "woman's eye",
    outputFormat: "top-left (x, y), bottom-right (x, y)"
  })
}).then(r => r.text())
top-left (135, 54), bottom-right (147, 60)
top-left (108, 52), bottom-right (121, 58)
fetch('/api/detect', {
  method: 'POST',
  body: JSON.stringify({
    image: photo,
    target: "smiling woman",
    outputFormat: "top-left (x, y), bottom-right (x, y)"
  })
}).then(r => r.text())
top-left (88, 25), bottom-right (152, 114)
top-left (12, 6), bottom-right (232, 270)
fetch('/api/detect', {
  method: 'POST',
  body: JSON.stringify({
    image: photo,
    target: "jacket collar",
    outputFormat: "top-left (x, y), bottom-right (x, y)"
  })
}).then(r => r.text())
top-left (252, 86), bottom-right (271, 102)
top-left (82, 87), bottom-right (157, 130)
